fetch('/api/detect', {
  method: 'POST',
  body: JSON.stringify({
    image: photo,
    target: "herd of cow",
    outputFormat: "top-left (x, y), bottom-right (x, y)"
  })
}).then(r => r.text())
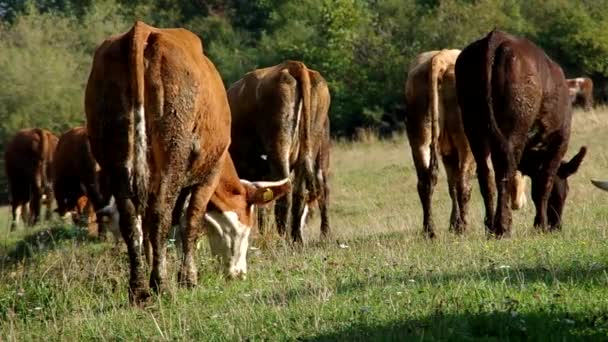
top-left (1, 22), bottom-right (599, 305)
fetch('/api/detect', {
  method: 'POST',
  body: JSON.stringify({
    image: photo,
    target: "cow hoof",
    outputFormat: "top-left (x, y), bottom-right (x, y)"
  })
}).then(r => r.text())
top-left (423, 230), bottom-right (436, 239)
top-left (177, 270), bottom-right (197, 288)
top-left (129, 288), bottom-right (151, 306)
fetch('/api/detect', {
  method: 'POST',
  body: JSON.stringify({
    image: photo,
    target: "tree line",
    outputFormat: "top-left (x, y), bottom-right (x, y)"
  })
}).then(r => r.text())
top-left (1, 0), bottom-right (608, 202)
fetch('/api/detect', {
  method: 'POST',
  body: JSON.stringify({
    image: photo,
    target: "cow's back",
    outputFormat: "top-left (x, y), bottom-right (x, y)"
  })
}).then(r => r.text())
top-left (86, 22), bottom-right (231, 188)
top-left (5, 129), bottom-right (48, 179)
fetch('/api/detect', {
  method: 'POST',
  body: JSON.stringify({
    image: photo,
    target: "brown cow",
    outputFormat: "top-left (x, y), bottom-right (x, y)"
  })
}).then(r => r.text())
top-left (566, 77), bottom-right (593, 111)
top-left (405, 49), bottom-right (526, 238)
top-left (228, 61), bottom-right (331, 243)
top-left (5, 128), bottom-right (58, 230)
top-left (85, 21), bottom-right (290, 304)
top-left (456, 30), bottom-right (586, 237)
top-left (52, 126), bottom-right (115, 238)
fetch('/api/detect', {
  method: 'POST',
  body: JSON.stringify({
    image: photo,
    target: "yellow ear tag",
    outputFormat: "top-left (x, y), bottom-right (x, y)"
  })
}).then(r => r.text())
top-left (263, 188), bottom-right (274, 202)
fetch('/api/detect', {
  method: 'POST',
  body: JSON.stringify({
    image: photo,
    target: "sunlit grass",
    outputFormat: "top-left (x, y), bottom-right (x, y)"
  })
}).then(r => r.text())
top-left (1, 108), bottom-right (607, 340)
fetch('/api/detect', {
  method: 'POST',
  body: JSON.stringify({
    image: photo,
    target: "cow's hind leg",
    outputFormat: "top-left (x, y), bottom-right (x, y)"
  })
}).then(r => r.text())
top-left (29, 185), bottom-right (42, 226)
top-left (457, 155), bottom-right (475, 234)
top-left (410, 144), bottom-right (437, 238)
top-left (470, 141), bottom-right (496, 235)
top-left (318, 168), bottom-right (330, 239)
top-left (10, 202), bottom-right (24, 231)
top-left (178, 180), bottom-right (218, 286)
top-left (110, 166), bottom-right (149, 304)
top-left (269, 155), bottom-right (291, 237)
top-left (146, 177), bottom-right (181, 294)
top-left (442, 152), bottom-right (461, 234)
top-left (491, 150), bottom-right (514, 238)
top-left (290, 169), bottom-right (307, 243)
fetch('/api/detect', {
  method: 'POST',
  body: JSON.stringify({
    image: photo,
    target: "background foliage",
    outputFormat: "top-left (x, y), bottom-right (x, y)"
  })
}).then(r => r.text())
top-left (1, 0), bottom-right (608, 200)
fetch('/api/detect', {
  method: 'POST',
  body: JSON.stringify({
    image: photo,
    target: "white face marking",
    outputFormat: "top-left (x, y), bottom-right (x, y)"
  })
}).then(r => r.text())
top-left (260, 154), bottom-right (268, 160)
top-left (204, 210), bottom-right (250, 279)
top-left (97, 196), bottom-right (123, 243)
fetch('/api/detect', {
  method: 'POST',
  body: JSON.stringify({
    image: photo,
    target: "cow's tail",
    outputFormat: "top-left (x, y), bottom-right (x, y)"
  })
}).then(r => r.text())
top-left (428, 53), bottom-right (441, 175)
top-left (485, 31), bottom-right (510, 160)
top-left (128, 21), bottom-right (150, 212)
top-left (33, 128), bottom-right (48, 192)
top-left (288, 61), bottom-right (316, 194)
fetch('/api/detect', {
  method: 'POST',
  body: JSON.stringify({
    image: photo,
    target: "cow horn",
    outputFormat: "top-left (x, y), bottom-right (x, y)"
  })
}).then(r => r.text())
top-left (590, 179), bottom-right (608, 192)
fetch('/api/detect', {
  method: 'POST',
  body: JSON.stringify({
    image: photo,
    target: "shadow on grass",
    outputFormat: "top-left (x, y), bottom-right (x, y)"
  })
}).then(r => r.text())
top-left (301, 309), bottom-right (608, 341)
top-left (2, 225), bottom-right (91, 263)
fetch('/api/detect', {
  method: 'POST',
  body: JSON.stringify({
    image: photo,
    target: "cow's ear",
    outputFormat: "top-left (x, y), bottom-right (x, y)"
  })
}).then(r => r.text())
top-left (558, 146), bottom-right (587, 178)
top-left (241, 178), bottom-right (291, 207)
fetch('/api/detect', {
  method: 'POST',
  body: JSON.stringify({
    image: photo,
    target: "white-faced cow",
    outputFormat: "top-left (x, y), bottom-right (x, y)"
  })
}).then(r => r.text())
top-left (566, 77), bottom-right (594, 111)
top-left (405, 49), bottom-right (527, 238)
top-left (5, 128), bottom-right (58, 230)
top-left (85, 21), bottom-right (290, 304)
top-left (227, 61), bottom-right (331, 243)
top-left (456, 30), bottom-right (587, 237)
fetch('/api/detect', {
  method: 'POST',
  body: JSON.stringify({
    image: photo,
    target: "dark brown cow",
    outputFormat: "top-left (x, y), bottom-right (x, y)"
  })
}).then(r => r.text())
top-left (406, 49), bottom-right (527, 237)
top-left (456, 30), bottom-right (586, 237)
top-left (228, 61), bottom-right (331, 243)
top-left (5, 128), bottom-right (58, 230)
top-left (566, 77), bottom-right (594, 111)
top-left (52, 126), bottom-right (112, 234)
top-left (85, 21), bottom-right (290, 304)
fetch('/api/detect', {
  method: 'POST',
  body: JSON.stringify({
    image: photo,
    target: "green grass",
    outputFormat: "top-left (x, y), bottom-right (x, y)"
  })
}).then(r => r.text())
top-left (1, 108), bottom-right (608, 340)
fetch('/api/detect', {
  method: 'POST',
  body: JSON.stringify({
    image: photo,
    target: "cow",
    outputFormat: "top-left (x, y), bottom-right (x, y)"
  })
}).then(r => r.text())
top-left (52, 126), bottom-right (113, 237)
top-left (456, 29), bottom-right (587, 237)
top-left (227, 60), bottom-right (331, 243)
top-left (566, 77), bottom-right (594, 111)
top-left (85, 21), bottom-right (290, 304)
top-left (405, 49), bottom-right (527, 238)
top-left (5, 128), bottom-right (58, 230)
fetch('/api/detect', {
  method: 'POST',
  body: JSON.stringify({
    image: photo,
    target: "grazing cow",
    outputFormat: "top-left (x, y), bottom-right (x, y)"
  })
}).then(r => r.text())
top-left (228, 61), bottom-right (331, 243)
top-left (85, 21), bottom-right (290, 304)
top-left (52, 126), bottom-right (112, 236)
top-left (405, 49), bottom-right (527, 237)
top-left (5, 128), bottom-right (58, 230)
top-left (456, 30), bottom-right (587, 237)
top-left (566, 77), bottom-right (594, 111)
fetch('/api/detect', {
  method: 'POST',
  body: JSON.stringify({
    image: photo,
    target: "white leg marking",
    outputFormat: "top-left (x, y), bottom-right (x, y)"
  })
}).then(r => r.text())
top-left (14, 206), bottom-right (22, 224)
top-left (299, 204), bottom-right (309, 231)
top-left (421, 146), bottom-right (431, 169)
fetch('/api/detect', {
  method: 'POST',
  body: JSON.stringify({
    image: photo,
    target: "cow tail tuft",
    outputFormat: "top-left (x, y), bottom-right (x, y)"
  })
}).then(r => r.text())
top-left (428, 53), bottom-right (441, 176)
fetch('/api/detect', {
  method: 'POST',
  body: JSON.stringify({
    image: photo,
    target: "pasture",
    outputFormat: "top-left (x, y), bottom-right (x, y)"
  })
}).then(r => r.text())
top-left (1, 109), bottom-right (608, 340)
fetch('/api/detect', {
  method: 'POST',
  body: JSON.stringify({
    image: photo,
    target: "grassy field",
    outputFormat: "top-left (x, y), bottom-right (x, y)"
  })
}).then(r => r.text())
top-left (1, 109), bottom-right (608, 340)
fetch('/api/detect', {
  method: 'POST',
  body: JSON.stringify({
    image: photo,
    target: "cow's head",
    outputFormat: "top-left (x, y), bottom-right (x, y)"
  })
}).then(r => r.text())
top-left (548, 146), bottom-right (587, 228)
top-left (204, 178), bottom-right (291, 280)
